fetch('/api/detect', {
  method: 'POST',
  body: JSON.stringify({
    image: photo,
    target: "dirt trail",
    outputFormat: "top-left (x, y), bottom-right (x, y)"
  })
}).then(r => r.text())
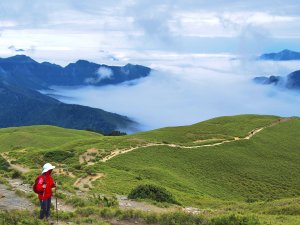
top-left (74, 173), bottom-right (105, 191)
top-left (1, 153), bottom-right (31, 173)
top-left (6, 178), bottom-right (75, 212)
top-left (193, 138), bottom-right (224, 143)
top-left (102, 117), bottom-right (293, 162)
top-left (102, 144), bottom-right (159, 162)
top-left (0, 180), bottom-right (73, 224)
top-left (117, 195), bottom-right (180, 213)
top-left (0, 183), bottom-right (33, 211)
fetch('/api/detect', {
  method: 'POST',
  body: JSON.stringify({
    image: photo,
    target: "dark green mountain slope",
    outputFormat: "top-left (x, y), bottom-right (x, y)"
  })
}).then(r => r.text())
top-left (0, 80), bottom-right (135, 133)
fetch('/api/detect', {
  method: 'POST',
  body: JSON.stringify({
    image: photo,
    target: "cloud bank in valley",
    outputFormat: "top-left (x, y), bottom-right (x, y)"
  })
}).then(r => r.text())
top-left (48, 58), bottom-right (300, 131)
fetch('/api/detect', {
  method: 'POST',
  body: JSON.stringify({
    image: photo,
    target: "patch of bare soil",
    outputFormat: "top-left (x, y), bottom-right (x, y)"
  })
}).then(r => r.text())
top-left (74, 173), bottom-right (105, 191)
top-left (117, 196), bottom-right (180, 214)
top-left (107, 218), bottom-right (149, 225)
top-left (79, 148), bottom-right (100, 165)
top-left (54, 168), bottom-right (76, 178)
top-left (193, 138), bottom-right (225, 143)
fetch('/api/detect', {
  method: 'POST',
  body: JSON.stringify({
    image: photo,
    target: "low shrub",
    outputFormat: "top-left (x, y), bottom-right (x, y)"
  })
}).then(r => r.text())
top-left (65, 196), bottom-right (87, 207)
top-left (100, 207), bottom-right (117, 219)
top-left (89, 194), bottom-right (118, 207)
top-left (57, 211), bottom-right (75, 220)
top-left (43, 150), bottom-right (74, 163)
top-left (0, 210), bottom-right (47, 224)
top-left (11, 170), bottom-right (22, 179)
top-left (76, 207), bottom-right (100, 217)
top-left (210, 214), bottom-right (261, 225)
top-left (128, 184), bottom-right (179, 204)
top-left (263, 205), bottom-right (300, 216)
top-left (0, 156), bottom-right (10, 171)
top-left (158, 211), bottom-right (204, 225)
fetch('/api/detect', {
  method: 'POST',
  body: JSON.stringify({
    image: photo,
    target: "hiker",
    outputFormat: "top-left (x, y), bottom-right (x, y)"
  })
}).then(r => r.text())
top-left (34, 163), bottom-right (56, 220)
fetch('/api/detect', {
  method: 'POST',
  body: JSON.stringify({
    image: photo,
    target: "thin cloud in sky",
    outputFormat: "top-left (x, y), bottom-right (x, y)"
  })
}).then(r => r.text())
top-left (0, 0), bottom-right (300, 65)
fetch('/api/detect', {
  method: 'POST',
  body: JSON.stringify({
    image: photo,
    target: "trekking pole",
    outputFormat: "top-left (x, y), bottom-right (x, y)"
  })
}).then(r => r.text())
top-left (55, 187), bottom-right (58, 224)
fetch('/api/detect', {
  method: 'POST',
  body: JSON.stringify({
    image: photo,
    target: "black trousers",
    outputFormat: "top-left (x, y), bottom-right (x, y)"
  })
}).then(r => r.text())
top-left (40, 197), bottom-right (51, 219)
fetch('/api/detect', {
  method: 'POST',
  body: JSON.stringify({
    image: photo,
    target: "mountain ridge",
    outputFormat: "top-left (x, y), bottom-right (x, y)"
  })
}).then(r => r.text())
top-left (0, 55), bottom-right (151, 90)
top-left (259, 49), bottom-right (300, 61)
top-left (0, 55), bottom-right (147, 133)
top-left (254, 70), bottom-right (300, 90)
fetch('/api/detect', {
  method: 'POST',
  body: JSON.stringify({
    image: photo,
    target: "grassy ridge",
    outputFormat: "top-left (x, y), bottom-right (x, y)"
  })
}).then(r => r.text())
top-left (0, 115), bottom-right (279, 160)
top-left (132, 115), bottom-right (279, 145)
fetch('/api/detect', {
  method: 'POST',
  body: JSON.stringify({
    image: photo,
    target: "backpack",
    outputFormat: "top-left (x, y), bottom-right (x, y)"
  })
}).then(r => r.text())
top-left (33, 175), bottom-right (46, 194)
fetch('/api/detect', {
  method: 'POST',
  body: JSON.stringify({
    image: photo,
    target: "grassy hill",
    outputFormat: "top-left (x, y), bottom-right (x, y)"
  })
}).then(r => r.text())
top-left (0, 114), bottom-right (299, 224)
top-left (100, 117), bottom-right (300, 203)
top-left (132, 114), bottom-right (280, 145)
top-left (0, 125), bottom-right (101, 150)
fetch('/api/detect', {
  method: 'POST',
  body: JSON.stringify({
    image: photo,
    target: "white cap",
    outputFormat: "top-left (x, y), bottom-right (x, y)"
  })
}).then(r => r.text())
top-left (42, 163), bottom-right (55, 174)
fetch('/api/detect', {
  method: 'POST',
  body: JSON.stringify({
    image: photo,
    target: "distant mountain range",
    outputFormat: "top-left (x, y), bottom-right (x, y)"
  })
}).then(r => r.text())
top-left (0, 55), bottom-right (151, 90)
top-left (254, 70), bottom-right (300, 90)
top-left (0, 55), bottom-right (151, 133)
top-left (259, 49), bottom-right (300, 61)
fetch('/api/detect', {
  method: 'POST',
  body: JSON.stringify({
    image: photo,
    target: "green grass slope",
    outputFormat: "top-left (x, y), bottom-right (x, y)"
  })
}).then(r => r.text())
top-left (132, 114), bottom-right (279, 145)
top-left (0, 114), bottom-right (299, 224)
top-left (98, 118), bottom-right (300, 205)
top-left (0, 125), bottom-right (102, 151)
top-left (0, 114), bottom-right (279, 153)
top-left (0, 115), bottom-right (295, 200)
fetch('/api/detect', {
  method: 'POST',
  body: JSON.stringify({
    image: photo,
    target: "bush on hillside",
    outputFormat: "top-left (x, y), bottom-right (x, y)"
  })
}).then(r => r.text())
top-left (104, 130), bottom-right (127, 136)
top-left (0, 156), bottom-right (10, 171)
top-left (210, 214), bottom-right (261, 225)
top-left (0, 210), bottom-right (46, 225)
top-left (43, 150), bottom-right (75, 162)
top-left (128, 184), bottom-right (178, 204)
top-left (85, 128), bottom-right (127, 136)
top-left (11, 170), bottom-right (21, 179)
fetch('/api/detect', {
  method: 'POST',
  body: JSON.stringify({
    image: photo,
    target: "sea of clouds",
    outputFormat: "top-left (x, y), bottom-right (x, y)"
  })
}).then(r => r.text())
top-left (44, 56), bottom-right (300, 132)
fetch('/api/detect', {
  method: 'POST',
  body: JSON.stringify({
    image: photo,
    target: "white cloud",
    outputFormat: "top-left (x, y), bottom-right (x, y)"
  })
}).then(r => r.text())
top-left (85, 67), bottom-right (114, 84)
top-left (0, 0), bottom-right (299, 70)
top-left (1, 0), bottom-right (300, 62)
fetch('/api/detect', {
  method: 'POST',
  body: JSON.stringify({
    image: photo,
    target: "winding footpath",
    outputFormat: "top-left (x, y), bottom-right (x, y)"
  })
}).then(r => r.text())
top-left (0, 153), bottom-right (30, 173)
top-left (102, 118), bottom-right (293, 162)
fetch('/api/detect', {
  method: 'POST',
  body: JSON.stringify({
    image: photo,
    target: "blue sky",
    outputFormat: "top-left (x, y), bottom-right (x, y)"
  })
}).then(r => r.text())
top-left (0, 0), bottom-right (300, 65)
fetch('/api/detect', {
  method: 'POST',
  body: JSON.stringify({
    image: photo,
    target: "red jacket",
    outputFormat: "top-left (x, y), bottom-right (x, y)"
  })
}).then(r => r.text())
top-left (35, 171), bottom-right (56, 200)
